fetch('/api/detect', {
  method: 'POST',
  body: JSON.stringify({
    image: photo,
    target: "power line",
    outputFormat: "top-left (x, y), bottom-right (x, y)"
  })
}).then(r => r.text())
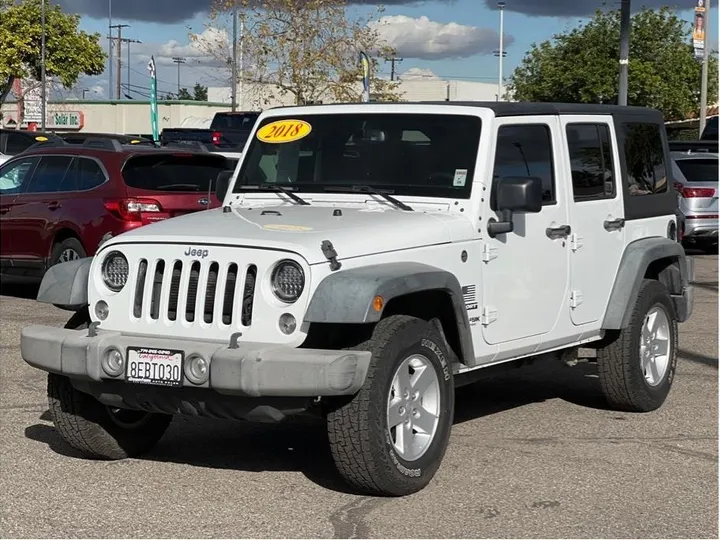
top-left (384, 56), bottom-right (404, 81)
top-left (109, 23), bottom-right (129, 99)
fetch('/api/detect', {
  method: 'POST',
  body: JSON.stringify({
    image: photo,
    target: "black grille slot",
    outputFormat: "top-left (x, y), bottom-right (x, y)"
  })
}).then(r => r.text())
top-left (167, 261), bottom-right (182, 321)
top-left (203, 262), bottom-right (219, 324)
top-left (222, 264), bottom-right (238, 325)
top-left (150, 260), bottom-right (165, 320)
top-left (133, 259), bottom-right (148, 318)
top-left (185, 261), bottom-right (201, 322)
top-left (241, 265), bottom-right (257, 327)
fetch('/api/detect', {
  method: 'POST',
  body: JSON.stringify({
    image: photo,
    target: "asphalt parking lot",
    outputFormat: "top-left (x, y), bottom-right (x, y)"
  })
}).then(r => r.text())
top-left (0, 254), bottom-right (717, 539)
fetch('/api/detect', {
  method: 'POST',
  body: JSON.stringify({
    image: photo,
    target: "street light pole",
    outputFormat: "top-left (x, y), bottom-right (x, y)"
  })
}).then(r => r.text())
top-left (41, 0), bottom-right (46, 130)
top-left (618, 0), bottom-right (631, 106)
top-left (497, 1), bottom-right (505, 101)
top-left (699, 0), bottom-right (711, 135)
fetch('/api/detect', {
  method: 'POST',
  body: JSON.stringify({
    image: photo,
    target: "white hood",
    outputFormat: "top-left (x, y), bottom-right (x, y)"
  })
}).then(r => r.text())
top-left (107, 204), bottom-right (474, 265)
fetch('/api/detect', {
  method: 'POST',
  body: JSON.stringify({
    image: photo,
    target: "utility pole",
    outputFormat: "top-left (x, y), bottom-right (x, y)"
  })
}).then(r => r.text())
top-left (497, 1), bottom-right (505, 101)
top-left (108, 0), bottom-right (113, 102)
top-left (41, 0), bottom-right (46, 130)
top-left (231, 3), bottom-right (237, 111)
top-left (699, 0), bottom-right (711, 135)
top-left (110, 23), bottom-right (129, 100)
top-left (618, 0), bottom-right (631, 106)
top-left (384, 56), bottom-right (403, 81)
top-left (239, 19), bottom-right (244, 110)
top-left (172, 57), bottom-right (186, 94)
top-left (117, 37), bottom-right (141, 100)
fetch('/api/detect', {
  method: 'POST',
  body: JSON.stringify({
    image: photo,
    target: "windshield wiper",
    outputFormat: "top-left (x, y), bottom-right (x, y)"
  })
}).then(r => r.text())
top-left (323, 185), bottom-right (413, 211)
top-left (236, 184), bottom-right (310, 205)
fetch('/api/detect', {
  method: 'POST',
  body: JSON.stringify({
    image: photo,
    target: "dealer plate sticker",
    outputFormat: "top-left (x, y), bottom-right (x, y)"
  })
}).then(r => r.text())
top-left (126, 347), bottom-right (183, 387)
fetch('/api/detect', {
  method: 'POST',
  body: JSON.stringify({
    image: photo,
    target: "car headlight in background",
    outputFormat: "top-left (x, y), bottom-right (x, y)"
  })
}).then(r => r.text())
top-left (101, 251), bottom-right (129, 292)
top-left (271, 260), bottom-right (305, 303)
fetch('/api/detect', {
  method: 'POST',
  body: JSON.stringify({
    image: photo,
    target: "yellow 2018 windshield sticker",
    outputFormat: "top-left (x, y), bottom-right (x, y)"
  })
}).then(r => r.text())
top-left (256, 119), bottom-right (312, 144)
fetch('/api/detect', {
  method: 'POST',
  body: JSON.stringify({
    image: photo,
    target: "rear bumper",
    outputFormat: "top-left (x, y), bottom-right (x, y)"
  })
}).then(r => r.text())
top-left (682, 216), bottom-right (718, 239)
top-left (20, 325), bottom-right (371, 398)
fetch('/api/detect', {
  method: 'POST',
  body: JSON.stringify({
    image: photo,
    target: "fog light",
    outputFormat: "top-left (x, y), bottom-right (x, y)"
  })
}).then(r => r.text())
top-left (279, 313), bottom-right (297, 335)
top-left (95, 300), bottom-right (110, 320)
top-left (184, 354), bottom-right (209, 385)
top-left (101, 348), bottom-right (124, 377)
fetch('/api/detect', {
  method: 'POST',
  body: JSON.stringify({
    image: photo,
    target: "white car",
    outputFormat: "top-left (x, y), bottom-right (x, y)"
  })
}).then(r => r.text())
top-left (20, 102), bottom-right (694, 496)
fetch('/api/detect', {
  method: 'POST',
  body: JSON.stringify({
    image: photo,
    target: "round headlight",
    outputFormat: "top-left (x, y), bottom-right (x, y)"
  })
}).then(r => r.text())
top-left (271, 260), bottom-right (305, 303)
top-left (101, 251), bottom-right (129, 292)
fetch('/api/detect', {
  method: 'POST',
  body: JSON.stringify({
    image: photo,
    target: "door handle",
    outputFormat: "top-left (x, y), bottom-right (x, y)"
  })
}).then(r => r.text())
top-left (604, 218), bottom-right (625, 231)
top-left (0, 207), bottom-right (9, 215)
top-left (47, 201), bottom-right (62, 211)
top-left (546, 224), bottom-right (571, 239)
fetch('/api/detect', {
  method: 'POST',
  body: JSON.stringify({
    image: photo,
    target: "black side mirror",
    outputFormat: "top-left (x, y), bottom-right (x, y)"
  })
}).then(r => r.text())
top-left (487, 176), bottom-right (544, 238)
top-left (215, 170), bottom-right (233, 202)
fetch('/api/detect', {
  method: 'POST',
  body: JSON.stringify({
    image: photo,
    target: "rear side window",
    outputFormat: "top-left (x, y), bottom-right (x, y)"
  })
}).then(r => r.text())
top-left (212, 114), bottom-right (258, 130)
top-left (493, 124), bottom-right (556, 205)
top-left (26, 156), bottom-right (73, 193)
top-left (622, 123), bottom-right (668, 196)
top-left (674, 158), bottom-right (718, 183)
top-left (77, 158), bottom-right (107, 190)
top-left (566, 123), bottom-right (616, 201)
top-left (122, 154), bottom-right (228, 192)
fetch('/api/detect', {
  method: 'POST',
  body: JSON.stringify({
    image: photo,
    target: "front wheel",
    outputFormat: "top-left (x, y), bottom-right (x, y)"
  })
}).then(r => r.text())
top-left (326, 315), bottom-right (455, 496)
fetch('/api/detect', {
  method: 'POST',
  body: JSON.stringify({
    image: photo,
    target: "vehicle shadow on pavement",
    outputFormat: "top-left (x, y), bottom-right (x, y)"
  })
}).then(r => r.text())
top-left (0, 278), bottom-right (39, 300)
top-left (23, 360), bottom-right (618, 495)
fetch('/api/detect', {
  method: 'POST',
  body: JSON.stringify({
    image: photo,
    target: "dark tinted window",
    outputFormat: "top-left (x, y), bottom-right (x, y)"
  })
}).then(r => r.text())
top-left (675, 158), bottom-right (718, 183)
top-left (567, 124), bottom-right (616, 200)
top-left (122, 154), bottom-right (227, 192)
top-left (234, 113), bottom-right (482, 199)
top-left (622, 123), bottom-right (668, 195)
top-left (212, 113), bottom-right (259, 130)
top-left (26, 156), bottom-right (73, 193)
top-left (77, 158), bottom-right (107, 190)
top-left (493, 124), bottom-right (555, 204)
top-left (0, 157), bottom-right (38, 195)
top-left (5, 132), bottom-right (33, 154)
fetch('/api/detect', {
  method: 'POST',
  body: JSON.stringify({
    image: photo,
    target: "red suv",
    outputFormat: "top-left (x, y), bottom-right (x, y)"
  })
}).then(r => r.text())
top-left (0, 138), bottom-right (229, 279)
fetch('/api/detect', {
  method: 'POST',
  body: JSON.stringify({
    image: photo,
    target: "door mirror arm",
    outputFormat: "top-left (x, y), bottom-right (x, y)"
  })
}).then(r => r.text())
top-left (487, 209), bottom-right (514, 238)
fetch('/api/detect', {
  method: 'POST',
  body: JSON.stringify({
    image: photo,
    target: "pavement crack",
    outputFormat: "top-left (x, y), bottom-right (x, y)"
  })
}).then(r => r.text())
top-left (329, 497), bottom-right (386, 539)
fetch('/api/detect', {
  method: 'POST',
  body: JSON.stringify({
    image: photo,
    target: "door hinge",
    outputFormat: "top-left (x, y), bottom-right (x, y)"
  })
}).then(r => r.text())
top-left (570, 290), bottom-right (584, 309)
top-left (570, 233), bottom-right (583, 252)
top-left (482, 244), bottom-right (498, 263)
top-left (481, 306), bottom-right (498, 325)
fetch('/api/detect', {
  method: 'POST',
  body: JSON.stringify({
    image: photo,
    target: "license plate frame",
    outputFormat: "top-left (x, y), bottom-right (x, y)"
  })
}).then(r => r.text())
top-left (126, 347), bottom-right (184, 387)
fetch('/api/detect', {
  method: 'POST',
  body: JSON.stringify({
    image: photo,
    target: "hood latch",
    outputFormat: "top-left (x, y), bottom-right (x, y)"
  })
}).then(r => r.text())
top-left (321, 240), bottom-right (341, 271)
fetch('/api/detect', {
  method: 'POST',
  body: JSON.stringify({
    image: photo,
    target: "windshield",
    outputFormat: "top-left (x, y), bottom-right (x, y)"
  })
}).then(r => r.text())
top-left (233, 113), bottom-right (482, 199)
top-left (122, 153), bottom-right (228, 192)
top-left (675, 158), bottom-right (718, 183)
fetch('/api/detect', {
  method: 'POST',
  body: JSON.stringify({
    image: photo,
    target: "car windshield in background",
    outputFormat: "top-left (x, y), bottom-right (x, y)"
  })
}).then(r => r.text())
top-left (213, 113), bottom-right (259, 130)
top-left (233, 113), bottom-right (482, 199)
top-left (675, 158), bottom-right (718, 183)
top-left (122, 154), bottom-right (227, 192)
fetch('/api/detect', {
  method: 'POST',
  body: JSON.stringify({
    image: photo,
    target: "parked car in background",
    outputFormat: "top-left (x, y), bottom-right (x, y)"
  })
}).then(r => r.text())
top-left (0, 139), bottom-right (229, 281)
top-left (671, 150), bottom-right (718, 252)
top-left (0, 128), bottom-right (64, 165)
top-left (701, 115), bottom-right (718, 141)
top-left (160, 110), bottom-right (260, 152)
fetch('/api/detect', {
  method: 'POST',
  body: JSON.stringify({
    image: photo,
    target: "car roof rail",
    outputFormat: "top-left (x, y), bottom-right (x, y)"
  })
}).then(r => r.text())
top-left (22, 138), bottom-right (70, 152)
top-left (162, 140), bottom-right (211, 152)
top-left (82, 137), bottom-right (124, 151)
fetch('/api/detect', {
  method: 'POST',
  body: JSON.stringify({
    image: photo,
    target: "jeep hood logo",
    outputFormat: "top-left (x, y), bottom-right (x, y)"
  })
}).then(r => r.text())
top-left (184, 247), bottom-right (209, 258)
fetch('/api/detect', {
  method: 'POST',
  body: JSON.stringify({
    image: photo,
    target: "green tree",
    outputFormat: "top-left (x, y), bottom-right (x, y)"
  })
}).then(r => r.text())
top-left (0, 0), bottom-right (106, 105)
top-left (176, 87), bottom-right (193, 100)
top-left (507, 6), bottom-right (718, 121)
top-left (194, 0), bottom-right (400, 105)
top-left (193, 83), bottom-right (208, 101)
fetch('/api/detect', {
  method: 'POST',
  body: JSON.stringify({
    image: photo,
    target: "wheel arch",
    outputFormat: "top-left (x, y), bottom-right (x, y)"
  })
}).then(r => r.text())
top-left (50, 226), bottom-right (86, 259)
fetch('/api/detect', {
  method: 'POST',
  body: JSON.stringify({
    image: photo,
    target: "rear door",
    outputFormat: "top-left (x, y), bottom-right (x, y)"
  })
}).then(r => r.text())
top-left (0, 156), bottom-right (39, 265)
top-left (561, 117), bottom-right (626, 327)
top-left (120, 152), bottom-right (229, 223)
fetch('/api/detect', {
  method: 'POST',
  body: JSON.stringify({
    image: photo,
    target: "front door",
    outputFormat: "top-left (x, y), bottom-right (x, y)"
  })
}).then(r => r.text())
top-left (0, 156), bottom-right (40, 262)
top-left (480, 117), bottom-right (571, 346)
top-left (561, 117), bottom-right (626, 327)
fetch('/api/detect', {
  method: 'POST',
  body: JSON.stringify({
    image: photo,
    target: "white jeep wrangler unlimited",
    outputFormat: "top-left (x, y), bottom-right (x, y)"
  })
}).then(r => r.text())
top-left (21, 102), bottom-right (694, 497)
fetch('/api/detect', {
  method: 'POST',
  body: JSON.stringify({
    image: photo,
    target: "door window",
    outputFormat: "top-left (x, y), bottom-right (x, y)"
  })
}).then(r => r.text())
top-left (566, 123), bottom-right (616, 201)
top-left (0, 157), bottom-right (39, 195)
top-left (492, 124), bottom-right (556, 205)
top-left (25, 156), bottom-right (73, 194)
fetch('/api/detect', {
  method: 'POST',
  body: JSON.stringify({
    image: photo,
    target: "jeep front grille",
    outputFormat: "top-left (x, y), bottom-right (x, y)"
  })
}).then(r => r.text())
top-left (132, 258), bottom-right (256, 327)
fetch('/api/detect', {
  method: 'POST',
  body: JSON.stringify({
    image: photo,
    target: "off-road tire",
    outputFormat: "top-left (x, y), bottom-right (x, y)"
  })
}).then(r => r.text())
top-left (326, 315), bottom-right (455, 497)
top-left (597, 279), bottom-right (678, 412)
top-left (46, 309), bottom-right (173, 460)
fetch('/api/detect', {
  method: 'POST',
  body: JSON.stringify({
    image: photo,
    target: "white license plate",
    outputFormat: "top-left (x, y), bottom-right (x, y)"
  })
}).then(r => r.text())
top-left (126, 347), bottom-right (183, 387)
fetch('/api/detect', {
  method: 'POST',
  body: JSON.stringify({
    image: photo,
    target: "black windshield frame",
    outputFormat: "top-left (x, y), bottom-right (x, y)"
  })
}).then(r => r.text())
top-left (232, 113), bottom-right (482, 199)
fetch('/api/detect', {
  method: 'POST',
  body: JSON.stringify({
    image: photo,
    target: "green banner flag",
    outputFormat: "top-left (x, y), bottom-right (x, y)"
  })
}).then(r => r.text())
top-left (147, 56), bottom-right (159, 142)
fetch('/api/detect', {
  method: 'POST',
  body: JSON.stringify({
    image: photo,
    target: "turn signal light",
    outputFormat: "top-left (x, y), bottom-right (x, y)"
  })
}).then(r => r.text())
top-left (103, 198), bottom-right (162, 222)
top-left (680, 187), bottom-right (716, 198)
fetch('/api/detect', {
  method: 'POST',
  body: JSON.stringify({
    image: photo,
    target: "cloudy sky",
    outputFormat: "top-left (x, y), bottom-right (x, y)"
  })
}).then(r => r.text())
top-left (51, 0), bottom-right (704, 100)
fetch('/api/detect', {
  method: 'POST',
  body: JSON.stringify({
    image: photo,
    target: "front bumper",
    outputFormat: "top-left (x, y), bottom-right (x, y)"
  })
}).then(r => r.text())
top-left (20, 325), bottom-right (371, 398)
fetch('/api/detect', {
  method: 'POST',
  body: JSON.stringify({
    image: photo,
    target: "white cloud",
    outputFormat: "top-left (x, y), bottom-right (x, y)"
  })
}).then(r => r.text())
top-left (400, 68), bottom-right (442, 80)
top-left (133, 27), bottom-right (230, 68)
top-left (371, 15), bottom-right (514, 60)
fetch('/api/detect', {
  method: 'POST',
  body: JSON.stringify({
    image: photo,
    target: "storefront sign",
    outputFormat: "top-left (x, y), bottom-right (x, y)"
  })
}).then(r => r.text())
top-left (48, 111), bottom-right (84, 130)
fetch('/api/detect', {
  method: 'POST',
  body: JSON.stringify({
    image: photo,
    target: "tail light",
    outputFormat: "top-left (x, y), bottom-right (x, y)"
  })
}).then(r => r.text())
top-left (103, 198), bottom-right (162, 222)
top-left (212, 131), bottom-right (222, 146)
top-left (680, 187), bottom-right (716, 198)
top-left (673, 182), bottom-right (684, 193)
